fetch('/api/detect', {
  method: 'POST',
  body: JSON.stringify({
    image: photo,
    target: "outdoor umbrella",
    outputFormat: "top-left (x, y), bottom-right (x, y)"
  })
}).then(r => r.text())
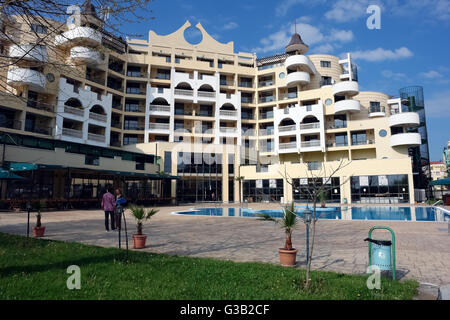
top-left (429, 178), bottom-right (450, 186)
top-left (0, 169), bottom-right (25, 180)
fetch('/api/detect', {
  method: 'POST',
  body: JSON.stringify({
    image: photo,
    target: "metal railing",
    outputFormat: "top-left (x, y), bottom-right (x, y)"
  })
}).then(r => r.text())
top-left (327, 123), bottom-right (347, 129)
top-left (259, 112), bottom-right (274, 119)
top-left (174, 89), bottom-right (194, 96)
top-left (279, 125), bottom-right (297, 132)
top-left (127, 71), bottom-right (149, 78)
top-left (126, 88), bottom-right (146, 95)
top-left (219, 110), bottom-right (237, 117)
top-left (62, 127), bottom-right (83, 138)
top-left (86, 75), bottom-right (105, 85)
top-left (149, 123), bottom-right (170, 130)
top-left (149, 105), bottom-right (171, 113)
top-left (352, 140), bottom-right (375, 146)
top-left (369, 106), bottom-right (386, 114)
top-left (88, 133), bottom-right (106, 142)
top-left (198, 91), bottom-right (216, 98)
top-left (27, 100), bottom-right (54, 112)
top-left (326, 140), bottom-right (348, 147)
top-left (89, 112), bottom-right (107, 122)
top-left (301, 140), bottom-right (321, 148)
top-left (300, 122), bottom-right (320, 130)
top-left (64, 105), bottom-right (84, 117)
top-left (259, 96), bottom-right (275, 103)
top-left (258, 80), bottom-right (274, 87)
top-left (25, 125), bottom-right (53, 136)
top-left (279, 142), bottom-right (297, 150)
top-left (111, 121), bottom-right (122, 129)
top-left (219, 127), bottom-right (238, 133)
top-left (279, 93), bottom-right (298, 100)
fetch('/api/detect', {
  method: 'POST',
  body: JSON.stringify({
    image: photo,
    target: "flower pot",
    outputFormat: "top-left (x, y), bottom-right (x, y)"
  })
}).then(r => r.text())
top-left (278, 248), bottom-right (298, 266)
top-left (132, 234), bottom-right (147, 249)
top-left (33, 226), bottom-right (46, 238)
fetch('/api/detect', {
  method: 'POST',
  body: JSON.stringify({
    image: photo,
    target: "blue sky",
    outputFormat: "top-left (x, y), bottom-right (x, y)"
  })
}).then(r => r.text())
top-left (120, 0), bottom-right (449, 161)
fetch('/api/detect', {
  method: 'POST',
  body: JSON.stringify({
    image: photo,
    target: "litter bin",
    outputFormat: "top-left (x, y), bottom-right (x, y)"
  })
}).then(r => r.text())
top-left (364, 226), bottom-right (396, 280)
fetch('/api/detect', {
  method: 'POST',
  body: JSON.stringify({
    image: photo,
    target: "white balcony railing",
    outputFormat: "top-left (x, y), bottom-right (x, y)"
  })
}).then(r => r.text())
top-left (278, 125), bottom-right (297, 133)
top-left (149, 123), bottom-right (170, 130)
top-left (279, 142), bottom-right (297, 150)
top-left (62, 127), bottom-right (83, 138)
top-left (88, 133), bottom-right (106, 142)
top-left (220, 127), bottom-right (238, 133)
top-left (301, 140), bottom-right (321, 148)
top-left (219, 110), bottom-right (238, 117)
top-left (149, 105), bottom-right (171, 113)
top-left (64, 106), bottom-right (84, 117)
top-left (300, 122), bottom-right (320, 130)
top-left (89, 112), bottom-right (107, 122)
top-left (197, 91), bottom-right (216, 98)
top-left (174, 89), bottom-right (194, 96)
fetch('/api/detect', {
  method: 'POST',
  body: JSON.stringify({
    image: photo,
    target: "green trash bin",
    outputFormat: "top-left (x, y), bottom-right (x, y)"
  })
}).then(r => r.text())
top-left (364, 226), bottom-right (396, 280)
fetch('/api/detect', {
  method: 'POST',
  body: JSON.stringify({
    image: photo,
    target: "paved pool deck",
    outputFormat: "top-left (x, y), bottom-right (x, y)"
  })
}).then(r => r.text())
top-left (0, 203), bottom-right (449, 287)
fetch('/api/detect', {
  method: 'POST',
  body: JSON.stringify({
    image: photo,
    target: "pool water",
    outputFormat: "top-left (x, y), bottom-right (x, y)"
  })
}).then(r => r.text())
top-left (174, 206), bottom-right (449, 222)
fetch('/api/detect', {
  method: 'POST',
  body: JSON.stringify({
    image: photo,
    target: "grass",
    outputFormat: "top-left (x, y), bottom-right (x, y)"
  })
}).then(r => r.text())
top-left (0, 232), bottom-right (418, 300)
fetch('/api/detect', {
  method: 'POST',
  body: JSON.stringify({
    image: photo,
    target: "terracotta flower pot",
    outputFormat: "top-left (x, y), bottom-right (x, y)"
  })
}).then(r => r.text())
top-left (33, 226), bottom-right (46, 238)
top-left (278, 248), bottom-right (298, 267)
top-left (132, 234), bottom-right (147, 249)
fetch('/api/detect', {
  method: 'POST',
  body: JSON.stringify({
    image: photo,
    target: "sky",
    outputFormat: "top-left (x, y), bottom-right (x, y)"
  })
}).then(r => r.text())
top-left (118, 0), bottom-right (450, 161)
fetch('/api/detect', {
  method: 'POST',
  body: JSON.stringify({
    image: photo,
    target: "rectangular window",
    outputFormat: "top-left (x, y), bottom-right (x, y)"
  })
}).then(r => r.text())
top-left (351, 131), bottom-right (367, 146)
top-left (321, 76), bottom-right (332, 86)
top-left (320, 61), bottom-right (331, 68)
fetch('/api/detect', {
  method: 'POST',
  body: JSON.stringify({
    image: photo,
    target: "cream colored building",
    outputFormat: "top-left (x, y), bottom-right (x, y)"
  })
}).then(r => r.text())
top-left (0, 2), bottom-right (423, 205)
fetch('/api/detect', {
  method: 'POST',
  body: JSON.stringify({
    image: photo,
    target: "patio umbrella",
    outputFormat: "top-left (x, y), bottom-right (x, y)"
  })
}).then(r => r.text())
top-left (0, 169), bottom-right (24, 180)
top-left (430, 178), bottom-right (450, 186)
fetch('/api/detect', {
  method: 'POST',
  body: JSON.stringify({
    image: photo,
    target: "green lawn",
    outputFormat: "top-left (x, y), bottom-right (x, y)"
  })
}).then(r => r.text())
top-left (0, 232), bottom-right (418, 300)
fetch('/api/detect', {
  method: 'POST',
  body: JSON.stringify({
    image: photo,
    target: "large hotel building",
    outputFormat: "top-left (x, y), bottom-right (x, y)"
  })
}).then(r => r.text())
top-left (0, 2), bottom-right (431, 208)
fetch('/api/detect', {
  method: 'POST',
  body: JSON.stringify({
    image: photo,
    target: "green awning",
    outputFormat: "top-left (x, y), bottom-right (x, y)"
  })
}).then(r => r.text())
top-left (9, 163), bottom-right (38, 172)
top-left (0, 169), bottom-right (25, 180)
top-left (430, 178), bottom-right (450, 186)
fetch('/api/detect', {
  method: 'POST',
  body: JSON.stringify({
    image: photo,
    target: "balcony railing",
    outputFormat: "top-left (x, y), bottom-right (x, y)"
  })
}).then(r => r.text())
top-left (279, 93), bottom-right (298, 100)
top-left (301, 140), bottom-right (321, 148)
top-left (369, 106), bottom-right (386, 114)
top-left (124, 105), bottom-right (145, 113)
top-left (0, 119), bottom-right (21, 130)
top-left (62, 127), bottom-right (83, 138)
top-left (88, 133), bottom-right (106, 142)
top-left (112, 104), bottom-right (122, 111)
top-left (155, 73), bottom-right (170, 80)
top-left (220, 127), bottom-right (238, 133)
top-left (259, 129), bottom-right (274, 136)
top-left (279, 142), bottom-right (297, 150)
top-left (327, 123), bottom-right (347, 129)
top-left (110, 140), bottom-right (121, 147)
top-left (326, 140), bottom-right (348, 147)
top-left (111, 121), bottom-right (122, 129)
top-left (258, 80), bottom-right (274, 87)
top-left (27, 100), bottom-right (54, 112)
top-left (124, 124), bottom-right (145, 131)
top-left (300, 122), bottom-right (320, 130)
top-left (259, 96), bottom-right (275, 103)
top-left (198, 91), bottom-right (216, 98)
top-left (127, 71), bottom-right (149, 78)
top-left (219, 110), bottom-right (237, 117)
top-left (89, 112), bottom-right (107, 122)
top-left (174, 89), bottom-right (194, 96)
top-left (126, 88), bottom-right (146, 95)
top-left (64, 106), bottom-right (84, 117)
top-left (279, 125), bottom-right (297, 133)
top-left (241, 97), bottom-right (254, 104)
top-left (239, 82), bottom-right (253, 88)
top-left (149, 105), bottom-right (171, 113)
top-left (25, 125), bottom-right (53, 136)
top-left (352, 140), bottom-right (375, 146)
top-left (220, 80), bottom-right (235, 86)
top-left (86, 75), bottom-right (105, 85)
top-left (259, 112), bottom-right (274, 119)
top-left (149, 123), bottom-right (170, 130)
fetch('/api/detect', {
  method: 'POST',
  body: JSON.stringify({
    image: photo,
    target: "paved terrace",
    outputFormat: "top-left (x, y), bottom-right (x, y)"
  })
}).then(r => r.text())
top-left (0, 204), bottom-right (449, 286)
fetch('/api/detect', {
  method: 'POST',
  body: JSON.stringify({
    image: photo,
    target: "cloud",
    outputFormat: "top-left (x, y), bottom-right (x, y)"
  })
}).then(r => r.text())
top-left (222, 21), bottom-right (238, 31)
top-left (424, 90), bottom-right (450, 118)
top-left (381, 70), bottom-right (408, 80)
top-left (325, 0), bottom-right (381, 22)
top-left (326, 29), bottom-right (354, 42)
top-left (349, 47), bottom-right (413, 62)
top-left (419, 70), bottom-right (443, 79)
top-left (311, 44), bottom-right (334, 54)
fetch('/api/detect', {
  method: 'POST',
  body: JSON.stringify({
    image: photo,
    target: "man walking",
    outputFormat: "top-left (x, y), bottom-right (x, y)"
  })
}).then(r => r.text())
top-left (102, 187), bottom-right (116, 232)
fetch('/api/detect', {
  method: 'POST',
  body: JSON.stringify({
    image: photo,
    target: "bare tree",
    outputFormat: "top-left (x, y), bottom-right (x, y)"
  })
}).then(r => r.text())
top-left (279, 159), bottom-right (352, 289)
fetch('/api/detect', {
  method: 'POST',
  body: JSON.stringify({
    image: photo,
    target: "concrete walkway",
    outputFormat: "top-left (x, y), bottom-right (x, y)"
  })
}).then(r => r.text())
top-left (0, 204), bottom-right (449, 287)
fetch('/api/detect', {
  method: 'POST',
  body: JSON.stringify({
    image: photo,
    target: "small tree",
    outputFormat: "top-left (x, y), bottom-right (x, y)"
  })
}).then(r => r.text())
top-left (32, 200), bottom-right (46, 227)
top-left (257, 202), bottom-right (298, 250)
top-left (129, 206), bottom-right (158, 235)
top-left (280, 159), bottom-right (351, 288)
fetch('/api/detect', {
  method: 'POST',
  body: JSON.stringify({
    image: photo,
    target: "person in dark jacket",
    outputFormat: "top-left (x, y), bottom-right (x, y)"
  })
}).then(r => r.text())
top-left (114, 188), bottom-right (126, 230)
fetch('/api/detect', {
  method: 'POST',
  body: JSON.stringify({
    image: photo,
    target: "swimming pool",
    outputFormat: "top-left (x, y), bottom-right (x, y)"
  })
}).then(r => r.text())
top-left (173, 206), bottom-right (450, 222)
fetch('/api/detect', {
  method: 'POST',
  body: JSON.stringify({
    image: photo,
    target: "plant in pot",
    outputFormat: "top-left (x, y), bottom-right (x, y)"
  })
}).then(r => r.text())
top-left (32, 200), bottom-right (46, 237)
top-left (257, 202), bottom-right (298, 266)
top-left (130, 206), bottom-right (158, 249)
top-left (319, 190), bottom-right (327, 208)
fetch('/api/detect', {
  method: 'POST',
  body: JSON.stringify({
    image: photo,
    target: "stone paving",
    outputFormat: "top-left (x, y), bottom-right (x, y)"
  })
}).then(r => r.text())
top-left (0, 204), bottom-right (449, 286)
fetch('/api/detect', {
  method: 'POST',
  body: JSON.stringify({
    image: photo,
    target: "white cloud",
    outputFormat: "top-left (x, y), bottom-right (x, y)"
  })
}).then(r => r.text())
top-left (419, 70), bottom-right (443, 79)
top-left (326, 29), bottom-right (354, 42)
top-left (311, 44), bottom-right (334, 54)
top-left (349, 47), bottom-right (413, 62)
top-left (325, 0), bottom-right (380, 22)
top-left (381, 70), bottom-right (408, 80)
top-left (222, 22), bottom-right (238, 31)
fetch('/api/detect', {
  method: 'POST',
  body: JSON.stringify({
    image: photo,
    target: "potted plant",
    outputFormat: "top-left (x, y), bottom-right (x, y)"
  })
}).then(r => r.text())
top-left (130, 206), bottom-right (158, 249)
top-left (33, 200), bottom-right (46, 237)
top-left (319, 190), bottom-right (327, 208)
top-left (257, 202), bottom-right (298, 266)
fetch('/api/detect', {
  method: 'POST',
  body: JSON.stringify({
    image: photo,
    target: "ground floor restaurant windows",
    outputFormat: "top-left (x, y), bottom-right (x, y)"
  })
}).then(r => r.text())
top-left (292, 177), bottom-right (341, 203)
top-left (176, 178), bottom-right (222, 203)
top-left (243, 179), bottom-right (283, 202)
top-left (351, 175), bottom-right (409, 204)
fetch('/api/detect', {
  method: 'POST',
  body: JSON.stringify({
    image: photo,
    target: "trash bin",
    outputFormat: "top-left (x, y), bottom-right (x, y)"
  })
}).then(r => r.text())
top-left (364, 238), bottom-right (392, 271)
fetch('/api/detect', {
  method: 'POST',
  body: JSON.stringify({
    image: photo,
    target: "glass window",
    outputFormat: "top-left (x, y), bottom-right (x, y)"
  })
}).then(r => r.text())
top-left (320, 61), bottom-right (331, 68)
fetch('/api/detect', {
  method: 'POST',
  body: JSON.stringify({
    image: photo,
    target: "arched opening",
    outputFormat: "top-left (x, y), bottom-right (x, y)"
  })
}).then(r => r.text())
top-left (220, 103), bottom-right (236, 111)
top-left (279, 118), bottom-right (296, 127)
top-left (198, 84), bottom-right (214, 92)
top-left (151, 98), bottom-right (170, 106)
top-left (301, 115), bottom-right (319, 124)
top-left (175, 82), bottom-right (193, 90)
top-left (64, 98), bottom-right (83, 109)
top-left (90, 104), bottom-right (105, 115)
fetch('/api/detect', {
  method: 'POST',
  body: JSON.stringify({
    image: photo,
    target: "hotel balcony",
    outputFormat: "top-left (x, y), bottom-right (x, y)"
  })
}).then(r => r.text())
top-left (149, 104), bottom-right (171, 116)
top-left (332, 81), bottom-right (359, 97)
top-left (7, 68), bottom-right (46, 92)
top-left (334, 99), bottom-right (361, 114)
top-left (64, 105), bottom-right (84, 118)
top-left (299, 122), bottom-right (320, 132)
top-left (9, 44), bottom-right (48, 62)
top-left (285, 55), bottom-right (316, 74)
top-left (149, 123), bottom-right (170, 134)
top-left (62, 127), bottom-right (83, 139)
top-left (88, 132), bottom-right (106, 143)
top-left (55, 26), bottom-right (102, 47)
top-left (300, 140), bottom-right (322, 152)
top-left (197, 90), bottom-right (216, 102)
top-left (219, 110), bottom-right (238, 120)
top-left (390, 132), bottom-right (421, 147)
top-left (174, 88), bottom-right (194, 98)
top-left (368, 106), bottom-right (386, 118)
top-left (389, 112), bottom-right (420, 127)
top-left (286, 71), bottom-right (310, 86)
top-left (278, 142), bottom-right (298, 154)
top-left (70, 46), bottom-right (103, 65)
top-left (278, 124), bottom-right (297, 136)
top-left (89, 112), bottom-right (107, 123)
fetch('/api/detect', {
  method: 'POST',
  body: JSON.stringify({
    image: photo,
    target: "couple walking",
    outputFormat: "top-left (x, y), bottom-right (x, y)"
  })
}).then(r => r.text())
top-left (101, 187), bottom-right (127, 232)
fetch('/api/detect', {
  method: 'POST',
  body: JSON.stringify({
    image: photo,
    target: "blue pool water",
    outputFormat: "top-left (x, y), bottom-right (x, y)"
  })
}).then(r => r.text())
top-left (174, 206), bottom-right (449, 222)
